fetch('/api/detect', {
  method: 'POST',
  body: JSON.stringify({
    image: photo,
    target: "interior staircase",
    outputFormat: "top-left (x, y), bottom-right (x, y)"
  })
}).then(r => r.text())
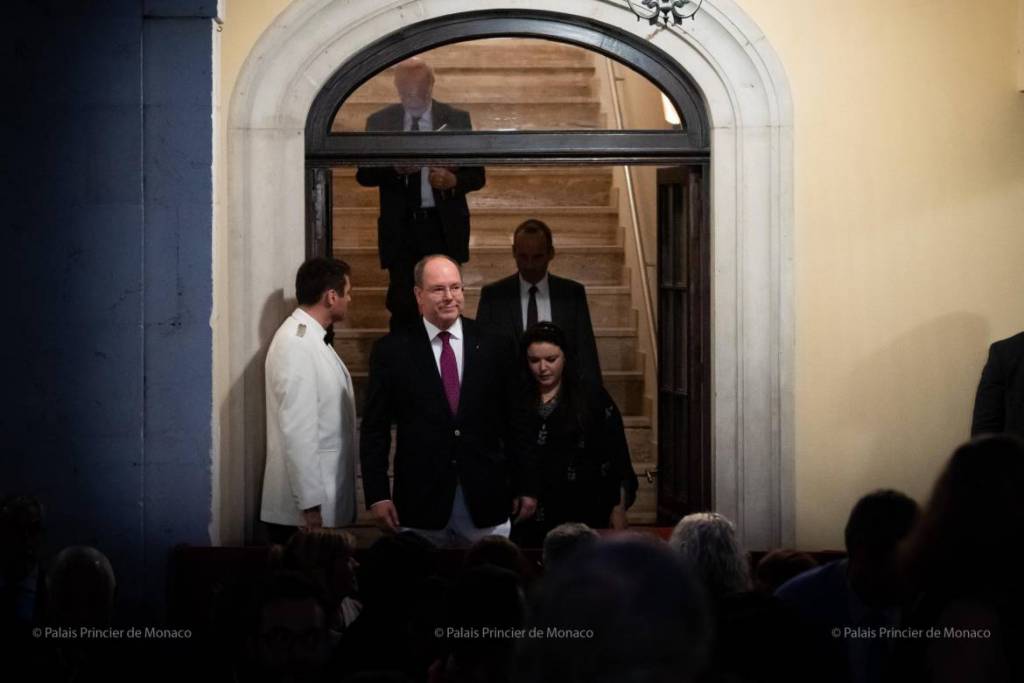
top-left (331, 38), bottom-right (657, 527)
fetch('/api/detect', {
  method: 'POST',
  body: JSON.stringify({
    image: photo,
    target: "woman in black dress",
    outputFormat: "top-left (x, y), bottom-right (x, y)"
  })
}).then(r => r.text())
top-left (511, 322), bottom-right (638, 548)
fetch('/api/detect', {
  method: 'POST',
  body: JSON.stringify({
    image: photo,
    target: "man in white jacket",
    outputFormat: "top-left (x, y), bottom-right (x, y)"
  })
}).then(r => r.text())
top-left (261, 257), bottom-right (358, 544)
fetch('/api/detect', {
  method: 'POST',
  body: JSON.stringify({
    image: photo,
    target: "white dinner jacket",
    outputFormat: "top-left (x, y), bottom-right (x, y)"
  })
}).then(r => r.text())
top-left (261, 308), bottom-right (357, 527)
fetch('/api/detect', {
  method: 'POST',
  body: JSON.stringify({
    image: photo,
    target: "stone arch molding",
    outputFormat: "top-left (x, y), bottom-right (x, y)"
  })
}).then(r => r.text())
top-left (225, 0), bottom-right (795, 549)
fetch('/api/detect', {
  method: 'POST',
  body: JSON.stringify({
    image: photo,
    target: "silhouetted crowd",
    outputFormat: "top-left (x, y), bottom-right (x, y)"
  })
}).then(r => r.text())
top-left (3, 433), bottom-right (1023, 683)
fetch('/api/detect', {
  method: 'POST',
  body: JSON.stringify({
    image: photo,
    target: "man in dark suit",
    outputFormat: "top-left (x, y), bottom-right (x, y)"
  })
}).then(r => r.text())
top-left (971, 331), bottom-right (1024, 437)
top-left (359, 254), bottom-right (538, 547)
top-left (475, 219), bottom-right (602, 385)
top-left (355, 58), bottom-right (486, 331)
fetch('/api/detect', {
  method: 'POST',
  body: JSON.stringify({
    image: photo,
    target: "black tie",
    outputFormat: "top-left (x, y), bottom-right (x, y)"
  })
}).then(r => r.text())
top-left (527, 285), bottom-right (539, 329)
top-left (323, 327), bottom-right (334, 346)
top-left (406, 116), bottom-right (422, 209)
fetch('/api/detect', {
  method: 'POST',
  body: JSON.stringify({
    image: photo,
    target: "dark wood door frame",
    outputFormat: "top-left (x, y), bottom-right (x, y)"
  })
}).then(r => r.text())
top-left (656, 165), bottom-right (712, 522)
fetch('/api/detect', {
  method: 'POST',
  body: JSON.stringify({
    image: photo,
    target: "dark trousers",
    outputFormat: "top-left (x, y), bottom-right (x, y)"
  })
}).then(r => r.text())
top-left (386, 210), bottom-right (450, 331)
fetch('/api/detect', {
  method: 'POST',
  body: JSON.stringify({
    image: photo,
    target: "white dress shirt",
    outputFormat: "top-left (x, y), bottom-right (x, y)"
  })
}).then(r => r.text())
top-left (423, 315), bottom-right (464, 382)
top-left (519, 273), bottom-right (552, 330)
top-left (403, 106), bottom-right (436, 208)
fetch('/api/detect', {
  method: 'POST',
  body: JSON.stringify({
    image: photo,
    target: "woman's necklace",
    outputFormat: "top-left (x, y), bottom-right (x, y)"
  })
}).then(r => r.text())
top-left (540, 384), bottom-right (561, 405)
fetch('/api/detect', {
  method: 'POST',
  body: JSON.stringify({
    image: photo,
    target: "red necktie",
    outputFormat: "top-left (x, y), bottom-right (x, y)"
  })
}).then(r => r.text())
top-left (439, 330), bottom-right (460, 415)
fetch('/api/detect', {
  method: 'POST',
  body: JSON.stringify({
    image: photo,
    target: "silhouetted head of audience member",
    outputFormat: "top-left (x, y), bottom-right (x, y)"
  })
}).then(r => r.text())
top-left (902, 434), bottom-right (1024, 597)
top-left (669, 512), bottom-right (750, 600)
top-left (250, 571), bottom-right (336, 683)
top-left (443, 564), bottom-right (526, 683)
top-left (463, 535), bottom-right (534, 584)
top-left (515, 536), bottom-right (711, 683)
top-left (45, 546), bottom-right (115, 627)
top-left (0, 495), bottom-right (45, 585)
top-left (333, 533), bottom-right (446, 680)
top-left (541, 523), bottom-right (598, 572)
top-left (753, 549), bottom-right (818, 595)
top-left (357, 531), bottom-right (439, 611)
top-left (283, 529), bottom-right (359, 607)
top-left (843, 489), bottom-right (919, 607)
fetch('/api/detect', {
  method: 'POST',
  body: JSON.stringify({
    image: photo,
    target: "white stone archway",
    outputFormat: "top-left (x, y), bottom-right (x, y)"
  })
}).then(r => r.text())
top-left (223, 0), bottom-right (794, 549)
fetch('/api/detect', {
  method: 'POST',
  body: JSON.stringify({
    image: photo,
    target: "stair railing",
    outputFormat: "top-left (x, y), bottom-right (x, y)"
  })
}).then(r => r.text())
top-left (603, 58), bottom-right (658, 365)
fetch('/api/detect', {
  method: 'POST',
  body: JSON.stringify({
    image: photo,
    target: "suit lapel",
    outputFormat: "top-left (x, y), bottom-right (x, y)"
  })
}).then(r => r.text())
top-left (506, 276), bottom-right (524, 335)
top-left (411, 323), bottom-right (453, 418)
top-left (548, 275), bottom-right (567, 330)
top-left (457, 319), bottom-right (479, 420)
top-left (380, 104), bottom-right (405, 132)
top-left (431, 101), bottom-right (449, 131)
top-left (425, 101), bottom-right (447, 204)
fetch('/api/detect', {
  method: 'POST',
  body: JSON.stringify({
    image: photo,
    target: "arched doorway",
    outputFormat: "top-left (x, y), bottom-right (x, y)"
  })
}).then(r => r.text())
top-left (304, 12), bottom-right (711, 526)
top-left (224, 0), bottom-right (794, 549)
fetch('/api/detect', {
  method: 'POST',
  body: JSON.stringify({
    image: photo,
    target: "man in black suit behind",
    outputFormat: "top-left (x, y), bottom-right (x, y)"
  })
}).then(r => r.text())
top-left (360, 254), bottom-right (538, 547)
top-left (355, 58), bottom-right (485, 331)
top-left (971, 331), bottom-right (1024, 437)
top-left (476, 219), bottom-right (603, 385)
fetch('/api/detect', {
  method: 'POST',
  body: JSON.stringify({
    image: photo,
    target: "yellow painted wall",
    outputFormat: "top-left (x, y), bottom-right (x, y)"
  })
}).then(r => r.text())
top-left (739, 0), bottom-right (1024, 547)
top-left (215, 0), bottom-right (1024, 548)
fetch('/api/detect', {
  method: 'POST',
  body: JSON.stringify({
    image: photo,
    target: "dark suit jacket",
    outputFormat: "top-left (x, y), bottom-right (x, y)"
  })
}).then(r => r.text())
top-left (971, 331), bottom-right (1024, 437)
top-left (359, 317), bottom-right (538, 529)
top-left (355, 101), bottom-right (485, 269)
top-left (475, 273), bottom-right (602, 385)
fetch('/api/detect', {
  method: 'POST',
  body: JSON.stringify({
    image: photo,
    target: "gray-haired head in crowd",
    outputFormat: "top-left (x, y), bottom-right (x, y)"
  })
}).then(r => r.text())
top-left (541, 522), bottom-right (599, 571)
top-left (668, 512), bottom-right (750, 599)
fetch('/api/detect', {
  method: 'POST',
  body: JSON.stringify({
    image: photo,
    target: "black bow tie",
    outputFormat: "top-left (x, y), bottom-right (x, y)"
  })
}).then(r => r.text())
top-left (323, 328), bottom-right (334, 346)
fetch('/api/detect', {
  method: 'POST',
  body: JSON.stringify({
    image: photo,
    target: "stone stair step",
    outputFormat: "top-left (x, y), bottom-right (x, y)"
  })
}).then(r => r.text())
top-left (335, 327), bottom-right (640, 373)
top-left (334, 102), bottom-right (604, 132)
top-left (603, 370), bottom-right (646, 417)
top-left (422, 38), bottom-right (596, 68)
top-left (472, 168), bottom-right (613, 209)
top-left (332, 167), bottom-right (614, 209)
top-left (342, 285), bottom-right (635, 328)
top-left (596, 330), bottom-right (640, 374)
top-left (338, 246), bottom-right (625, 288)
top-left (333, 206), bottom-right (622, 248)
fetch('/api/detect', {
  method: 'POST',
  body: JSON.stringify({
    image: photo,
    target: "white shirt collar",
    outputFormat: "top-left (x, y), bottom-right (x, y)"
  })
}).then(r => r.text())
top-left (519, 273), bottom-right (549, 296)
top-left (404, 104), bottom-right (434, 131)
top-left (422, 315), bottom-right (463, 341)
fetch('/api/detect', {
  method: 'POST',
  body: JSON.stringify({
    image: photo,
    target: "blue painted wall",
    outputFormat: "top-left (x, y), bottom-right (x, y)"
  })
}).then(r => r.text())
top-left (2, 0), bottom-right (216, 618)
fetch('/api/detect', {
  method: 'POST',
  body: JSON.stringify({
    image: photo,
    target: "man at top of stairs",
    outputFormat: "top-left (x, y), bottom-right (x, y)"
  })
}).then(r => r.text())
top-left (355, 57), bottom-right (486, 331)
top-left (476, 218), bottom-right (602, 386)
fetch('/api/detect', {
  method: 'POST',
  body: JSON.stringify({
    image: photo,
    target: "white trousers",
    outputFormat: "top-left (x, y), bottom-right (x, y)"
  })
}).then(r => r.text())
top-left (401, 485), bottom-right (511, 548)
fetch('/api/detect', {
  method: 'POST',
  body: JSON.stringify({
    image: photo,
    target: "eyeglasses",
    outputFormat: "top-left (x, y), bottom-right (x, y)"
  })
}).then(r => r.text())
top-left (425, 284), bottom-right (463, 297)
